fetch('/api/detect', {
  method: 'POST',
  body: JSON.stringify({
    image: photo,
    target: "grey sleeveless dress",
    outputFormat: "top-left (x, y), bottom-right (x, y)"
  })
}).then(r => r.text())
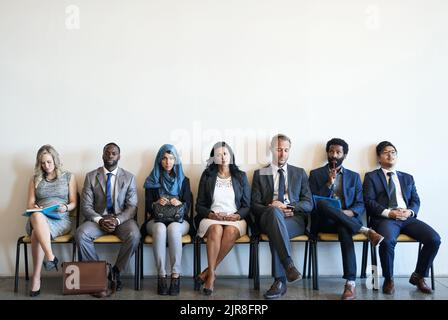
top-left (26, 172), bottom-right (72, 239)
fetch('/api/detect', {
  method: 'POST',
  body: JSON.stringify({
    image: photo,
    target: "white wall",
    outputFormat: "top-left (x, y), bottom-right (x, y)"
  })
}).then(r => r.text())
top-left (1, 0), bottom-right (447, 277)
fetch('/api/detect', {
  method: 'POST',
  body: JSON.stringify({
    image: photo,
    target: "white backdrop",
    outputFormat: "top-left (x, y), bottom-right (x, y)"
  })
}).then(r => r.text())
top-left (0, 0), bottom-right (447, 277)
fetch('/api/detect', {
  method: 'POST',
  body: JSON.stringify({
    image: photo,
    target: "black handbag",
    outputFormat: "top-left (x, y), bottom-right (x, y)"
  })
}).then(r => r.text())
top-left (153, 196), bottom-right (185, 224)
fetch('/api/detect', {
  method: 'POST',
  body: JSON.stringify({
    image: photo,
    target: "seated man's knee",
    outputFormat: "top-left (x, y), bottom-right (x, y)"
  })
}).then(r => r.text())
top-left (381, 237), bottom-right (396, 249)
top-left (265, 207), bottom-right (283, 220)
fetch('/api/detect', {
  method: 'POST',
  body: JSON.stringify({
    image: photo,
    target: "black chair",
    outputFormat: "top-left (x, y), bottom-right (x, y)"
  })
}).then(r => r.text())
top-left (368, 233), bottom-right (435, 290)
top-left (14, 193), bottom-right (80, 292)
top-left (137, 194), bottom-right (195, 290)
top-left (311, 232), bottom-right (370, 290)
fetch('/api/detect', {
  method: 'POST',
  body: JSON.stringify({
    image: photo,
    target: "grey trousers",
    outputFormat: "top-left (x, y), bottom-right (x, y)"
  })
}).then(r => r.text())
top-left (75, 219), bottom-right (141, 272)
top-left (146, 220), bottom-right (190, 276)
top-left (259, 207), bottom-right (306, 279)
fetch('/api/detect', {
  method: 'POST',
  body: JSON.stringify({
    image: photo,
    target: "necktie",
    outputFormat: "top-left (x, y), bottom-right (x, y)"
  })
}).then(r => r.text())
top-left (106, 173), bottom-right (114, 213)
top-left (278, 169), bottom-right (285, 203)
top-left (387, 172), bottom-right (398, 209)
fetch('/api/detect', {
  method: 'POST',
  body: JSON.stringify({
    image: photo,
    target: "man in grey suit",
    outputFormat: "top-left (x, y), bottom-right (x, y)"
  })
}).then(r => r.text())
top-left (75, 142), bottom-right (141, 291)
top-left (251, 134), bottom-right (313, 299)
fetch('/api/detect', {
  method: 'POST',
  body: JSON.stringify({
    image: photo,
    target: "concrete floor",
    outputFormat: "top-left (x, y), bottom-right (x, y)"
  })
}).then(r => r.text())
top-left (4, 276), bottom-right (448, 300)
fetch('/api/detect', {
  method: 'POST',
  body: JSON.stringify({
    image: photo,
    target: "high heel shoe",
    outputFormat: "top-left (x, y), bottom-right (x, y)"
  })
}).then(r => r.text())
top-left (195, 268), bottom-right (208, 286)
top-left (43, 256), bottom-right (59, 271)
top-left (202, 287), bottom-right (213, 296)
top-left (29, 289), bottom-right (40, 297)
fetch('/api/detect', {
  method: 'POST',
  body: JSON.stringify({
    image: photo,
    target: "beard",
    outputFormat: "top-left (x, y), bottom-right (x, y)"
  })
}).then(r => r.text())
top-left (328, 157), bottom-right (344, 169)
top-left (104, 159), bottom-right (118, 169)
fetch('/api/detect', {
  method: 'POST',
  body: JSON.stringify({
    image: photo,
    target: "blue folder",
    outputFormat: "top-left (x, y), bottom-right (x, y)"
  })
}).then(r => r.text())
top-left (312, 195), bottom-right (342, 209)
top-left (23, 204), bottom-right (62, 220)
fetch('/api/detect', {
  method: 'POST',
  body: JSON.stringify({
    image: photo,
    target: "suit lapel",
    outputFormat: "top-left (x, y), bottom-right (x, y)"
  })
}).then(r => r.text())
top-left (266, 167), bottom-right (274, 201)
top-left (96, 168), bottom-right (106, 195)
top-left (231, 176), bottom-right (239, 207)
top-left (377, 169), bottom-right (390, 199)
top-left (341, 167), bottom-right (348, 200)
top-left (208, 174), bottom-right (217, 202)
top-left (114, 168), bottom-right (122, 210)
top-left (397, 171), bottom-right (407, 205)
top-left (287, 166), bottom-right (295, 201)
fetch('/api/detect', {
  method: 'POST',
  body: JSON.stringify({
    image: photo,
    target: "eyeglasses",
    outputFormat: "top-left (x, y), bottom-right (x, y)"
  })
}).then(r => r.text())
top-left (381, 151), bottom-right (397, 156)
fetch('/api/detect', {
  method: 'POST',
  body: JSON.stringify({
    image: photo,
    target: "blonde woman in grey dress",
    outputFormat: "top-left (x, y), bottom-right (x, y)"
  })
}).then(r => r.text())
top-left (25, 145), bottom-right (77, 297)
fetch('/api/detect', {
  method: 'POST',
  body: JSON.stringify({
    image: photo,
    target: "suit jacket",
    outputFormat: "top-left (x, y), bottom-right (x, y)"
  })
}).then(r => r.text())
top-left (309, 165), bottom-right (365, 224)
top-left (81, 167), bottom-right (138, 223)
top-left (363, 168), bottom-right (420, 222)
top-left (251, 164), bottom-right (313, 220)
top-left (195, 169), bottom-right (251, 228)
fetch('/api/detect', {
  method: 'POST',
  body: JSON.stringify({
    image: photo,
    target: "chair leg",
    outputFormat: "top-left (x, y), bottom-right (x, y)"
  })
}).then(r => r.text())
top-left (303, 241), bottom-right (308, 278)
top-left (431, 264), bottom-right (435, 290)
top-left (72, 241), bottom-right (76, 262)
top-left (254, 241), bottom-right (260, 290)
top-left (134, 243), bottom-right (140, 290)
top-left (312, 240), bottom-right (318, 290)
top-left (194, 238), bottom-right (201, 291)
top-left (14, 238), bottom-right (22, 292)
top-left (360, 241), bottom-right (368, 278)
top-left (307, 242), bottom-right (312, 279)
top-left (24, 242), bottom-right (29, 281)
top-left (248, 240), bottom-right (253, 279)
top-left (140, 243), bottom-right (144, 281)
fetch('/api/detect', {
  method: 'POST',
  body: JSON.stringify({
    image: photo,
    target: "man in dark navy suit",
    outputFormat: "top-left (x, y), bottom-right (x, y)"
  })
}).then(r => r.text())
top-left (363, 141), bottom-right (441, 294)
top-left (309, 138), bottom-right (384, 300)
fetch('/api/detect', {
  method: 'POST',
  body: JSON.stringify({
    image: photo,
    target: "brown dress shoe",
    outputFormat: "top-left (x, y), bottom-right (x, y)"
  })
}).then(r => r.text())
top-left (409, 272), bottom-right (432, 294)
top-left (341, 283), bottom-right (356, 300)
top-left (285, 263), bottom-right (302, 283)
top-left (382, 278), bottom-right (395, 294)
top-left (366, 229), bottom-right (384, 247)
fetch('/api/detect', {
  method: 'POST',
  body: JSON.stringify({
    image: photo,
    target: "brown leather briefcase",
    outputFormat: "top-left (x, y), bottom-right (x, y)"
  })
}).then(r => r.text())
top-left (62, 261), bottom-right (110, 295)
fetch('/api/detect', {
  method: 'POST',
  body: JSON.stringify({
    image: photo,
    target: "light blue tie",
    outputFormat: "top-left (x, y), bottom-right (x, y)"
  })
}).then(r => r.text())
top-left (106, 173), bottom-right (114, 213)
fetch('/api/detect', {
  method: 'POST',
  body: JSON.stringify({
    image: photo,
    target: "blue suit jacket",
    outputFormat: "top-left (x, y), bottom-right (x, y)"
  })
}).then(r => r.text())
top-left (309, 165), bottom-right (365, 224)
top-left (363, 168), bottom-right (420, 222)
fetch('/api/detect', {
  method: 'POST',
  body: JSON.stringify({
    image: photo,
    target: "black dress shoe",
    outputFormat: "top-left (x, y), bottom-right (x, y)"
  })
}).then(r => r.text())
top-left (29, 289), bottom-right (40, 297)
top-left (263, 280), bottom-right (287, 299)
top-left (43, 256), bottom-right (59, 271)
top-left (169, 277), bottom-right (180, 296)
top-left (108, 266), bottom-right (122, 291)
top-left (157, 276), bottom-right (169, 295)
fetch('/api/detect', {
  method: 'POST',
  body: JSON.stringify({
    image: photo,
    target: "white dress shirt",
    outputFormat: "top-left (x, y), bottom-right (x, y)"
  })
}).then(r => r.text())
top-left (380, 168), bottom-right (414, 219)
top-left (94, 167), bottom-right (120, 224)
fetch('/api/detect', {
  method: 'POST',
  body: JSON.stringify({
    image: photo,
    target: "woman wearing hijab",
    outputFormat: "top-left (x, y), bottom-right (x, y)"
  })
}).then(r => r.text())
top-left (143, 144), bottom-right (191, 296)
top-left (195, 141), bottom-right (251, 295)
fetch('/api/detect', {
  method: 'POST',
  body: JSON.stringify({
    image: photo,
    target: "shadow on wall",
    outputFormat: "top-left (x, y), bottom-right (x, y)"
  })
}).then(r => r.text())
top-left (360, 144), bottom-right (379, 179)
top-left (0, 151), bottom-right (32, 275)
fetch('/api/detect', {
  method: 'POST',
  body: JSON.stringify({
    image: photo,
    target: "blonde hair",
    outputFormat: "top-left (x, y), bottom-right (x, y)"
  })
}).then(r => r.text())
top-left (33, 144), bottom-right (63, 187)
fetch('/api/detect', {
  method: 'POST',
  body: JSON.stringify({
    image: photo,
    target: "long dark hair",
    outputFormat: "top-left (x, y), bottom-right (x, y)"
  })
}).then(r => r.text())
top-left (205, 141), bottom-right (244, 182)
